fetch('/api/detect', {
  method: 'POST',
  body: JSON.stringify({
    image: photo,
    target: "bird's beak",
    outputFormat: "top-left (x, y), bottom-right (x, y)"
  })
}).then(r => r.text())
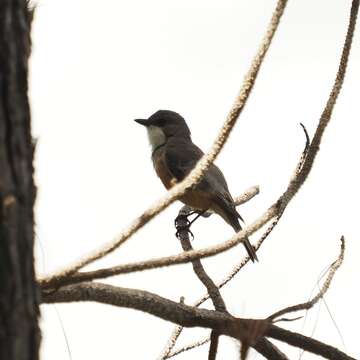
top-left (134, 119), bottom-right (149, 126)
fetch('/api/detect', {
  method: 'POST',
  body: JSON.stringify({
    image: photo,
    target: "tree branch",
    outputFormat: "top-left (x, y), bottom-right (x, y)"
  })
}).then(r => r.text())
top-left (175, 207), bottom-right (228, 358)
top-left (40, 204), bottom-right (278, 289)
top-left (267, 325), bottom-right (356, 360)
top-left (166, 337), bottom-right (210, 359)
top-left (42, 282), bottom-right (256, 342)
top-left (175, 210), bottom-right (228, 358)
top-left (268, 236), bottom-right (345, 321)
top-left (175, 210), bottom-right (227, 313)
top-left (277, 0), bottom-right (359, 212)
top-left (167, 336), bottom-right (289, 360)
top-left (42, 282), bottom-right (356, 359)
top-left (253, 338), bottom-right (289, 360)
top-left (208, 331), bottom-right (219, 360)
top-left (159, 214), bottom-right (283, 359)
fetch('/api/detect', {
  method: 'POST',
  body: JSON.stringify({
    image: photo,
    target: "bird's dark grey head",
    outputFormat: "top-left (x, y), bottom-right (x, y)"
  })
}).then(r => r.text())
top-left (135, 110), bottom-right (191, 139)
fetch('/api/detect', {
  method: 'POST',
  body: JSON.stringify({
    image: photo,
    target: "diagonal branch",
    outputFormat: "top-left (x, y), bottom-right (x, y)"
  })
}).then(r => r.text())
top-left (267, 325), bottom-right (356, 360)
top-left (40, 205), bottom-right (278, 289)
top-left (254, 338), bottom-right (290, 360)
top-left (38, 0), bottom-right (289, 287)
top-left (268, 237), bottom-right (345, 321)
top-left (277, 0), bottom-right (359, 212)
top-left (167, 337), bottom-right (210, 359)
top-left (167, 336), bottom-right (289, 360)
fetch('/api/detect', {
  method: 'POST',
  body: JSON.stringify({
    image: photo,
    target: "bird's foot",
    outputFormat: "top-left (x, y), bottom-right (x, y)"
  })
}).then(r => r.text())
top-left (175, 214), bottom-right (194, 240)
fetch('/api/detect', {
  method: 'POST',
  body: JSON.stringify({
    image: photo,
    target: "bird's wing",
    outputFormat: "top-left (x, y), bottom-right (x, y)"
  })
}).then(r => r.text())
top-left (165, 140), bottom-right (238, 203)
top-left (165, 140), bottom-right (204, 181)
top-left (197, 160), bottom-right (244, 223)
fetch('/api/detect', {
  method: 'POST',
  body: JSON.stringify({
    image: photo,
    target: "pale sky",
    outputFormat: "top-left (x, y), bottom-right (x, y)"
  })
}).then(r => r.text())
top-left (30, 0), bottom-right (360, 359)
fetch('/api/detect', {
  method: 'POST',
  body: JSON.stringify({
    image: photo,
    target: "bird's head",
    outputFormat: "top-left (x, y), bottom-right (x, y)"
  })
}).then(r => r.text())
top-left (135, 110), bottom-right (191, 151)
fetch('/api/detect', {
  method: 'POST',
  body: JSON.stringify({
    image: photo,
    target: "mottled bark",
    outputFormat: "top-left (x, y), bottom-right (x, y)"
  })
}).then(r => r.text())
top-left (0, 1), bottom-right (39, 359)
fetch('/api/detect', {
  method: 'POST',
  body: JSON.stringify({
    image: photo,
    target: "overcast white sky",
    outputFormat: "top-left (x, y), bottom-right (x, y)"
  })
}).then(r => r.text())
top-left (30, 0), bottom-right (360, 359)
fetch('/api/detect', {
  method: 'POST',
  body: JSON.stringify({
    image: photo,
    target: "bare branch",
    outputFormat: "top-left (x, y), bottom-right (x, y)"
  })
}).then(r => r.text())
top-left (268, 237), bottom-right (345, 321)
top-left (195, 214), bottom-right (283, 309)
top-left (42, 283), bottom-right (268, 351)
top-left (277, 0), bottom-right (359, 212)
top-left (208, 331), bottom-right (219, 360)
top-left (159, 214), bottom-right (284, 359)
top-left (42, 282), bottom-right (355, 359)
top-left (158, 326), bottom-right (183, 360)
top-left (42, 282), bottom-right (233, 330)
top-left (254, 338), bottom-right (289, 360)
top-left (175, 213), bottom-right (227, 313)
top-left (166, 337), bottom-right (210, 359)
top-left (267, 325), bottom-right (356, 360)
top-left (180, 185), bottom-right (259, 218)
top-left (38, 188), bottom-right (262, 293)
top-left (167, 336), bottom-right (289, 360)
top-left (174, 211), bottom-right (226, 358)
top-left (40, 205), bottom-right (278, 289)
top-left (38, 0), bottom-right (288, 287)
top-left (234, 186), bottom-right (260, 206)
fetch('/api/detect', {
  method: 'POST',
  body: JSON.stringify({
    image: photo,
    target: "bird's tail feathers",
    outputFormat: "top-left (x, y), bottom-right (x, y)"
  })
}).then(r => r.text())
top-left (213, 198), bottom-right (258, 262)
top-left (231, 212), bottom-right (258, 263)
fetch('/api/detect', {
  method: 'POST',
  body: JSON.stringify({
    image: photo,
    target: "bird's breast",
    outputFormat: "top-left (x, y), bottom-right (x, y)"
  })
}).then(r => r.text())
top-left (152, 149), bottom-right (177, 190)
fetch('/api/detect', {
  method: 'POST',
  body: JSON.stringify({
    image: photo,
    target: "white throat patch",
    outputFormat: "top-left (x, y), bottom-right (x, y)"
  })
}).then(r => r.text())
top-left (146, 125), bottom-right (166, 152)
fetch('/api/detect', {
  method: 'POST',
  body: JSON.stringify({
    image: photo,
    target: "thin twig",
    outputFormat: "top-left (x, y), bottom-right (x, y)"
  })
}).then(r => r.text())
top-left (38, 0), bottom-right (288, 288)
top-left (158, 326), bottom-right (183, 360)
top-left (166, 337), bottom-right (210, 359)
top-left (268, 237), bottom-right (345, 321)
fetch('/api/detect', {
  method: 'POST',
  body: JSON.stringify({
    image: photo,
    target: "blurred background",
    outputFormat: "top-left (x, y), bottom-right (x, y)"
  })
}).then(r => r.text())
top-left (30, 0), bottom-right (360, 358)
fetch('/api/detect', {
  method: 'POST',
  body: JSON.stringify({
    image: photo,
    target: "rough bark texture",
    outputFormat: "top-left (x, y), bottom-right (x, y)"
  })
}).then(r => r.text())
top-left (0, 1), bottom-right (39, 359)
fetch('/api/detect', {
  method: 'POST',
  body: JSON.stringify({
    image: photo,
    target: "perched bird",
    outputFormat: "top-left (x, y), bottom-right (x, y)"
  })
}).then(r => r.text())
top-left (135, 110), bottom-right (258, 262)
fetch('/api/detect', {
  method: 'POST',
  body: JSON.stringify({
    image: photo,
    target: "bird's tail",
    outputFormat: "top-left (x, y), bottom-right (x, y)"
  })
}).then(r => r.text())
top-left (242, 236), bottom-right (258, 262)
top-left (212, 198), bottom-right (258, 262)
top-left (231, 214), bottom-right (258, 262)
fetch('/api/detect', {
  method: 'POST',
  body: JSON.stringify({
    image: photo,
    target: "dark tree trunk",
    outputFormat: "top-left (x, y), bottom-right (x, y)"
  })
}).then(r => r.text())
top-left (0, 1), bottom-right (40, 359)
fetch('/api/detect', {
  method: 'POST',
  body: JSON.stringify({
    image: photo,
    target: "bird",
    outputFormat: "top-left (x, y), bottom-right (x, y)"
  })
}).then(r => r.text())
top-left (135, 110), bottom-right (258, 262)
